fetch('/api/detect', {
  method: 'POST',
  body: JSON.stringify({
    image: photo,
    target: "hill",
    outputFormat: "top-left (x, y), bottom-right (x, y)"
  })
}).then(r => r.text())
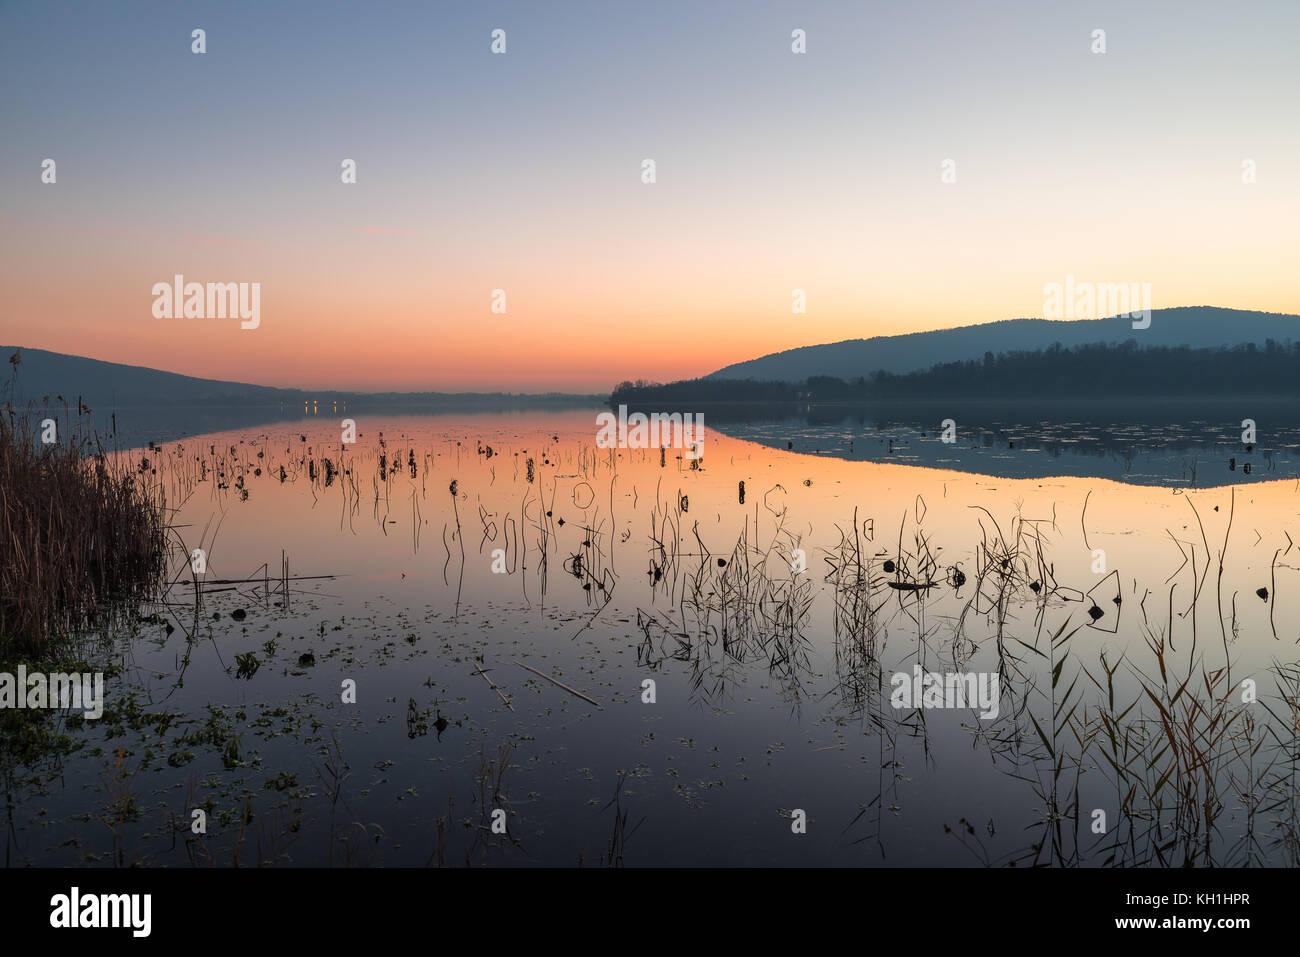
top-left (708, 307), bottom-right (1300, 383)
top-left (614, 339), bottom-right (1300, 405)
top-left (0, 347), bottom-right (597, 407)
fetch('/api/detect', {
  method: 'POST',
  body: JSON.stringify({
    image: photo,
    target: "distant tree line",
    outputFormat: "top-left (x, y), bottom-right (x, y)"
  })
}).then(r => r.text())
top-left (610, 339), bottom-right (1300, 404)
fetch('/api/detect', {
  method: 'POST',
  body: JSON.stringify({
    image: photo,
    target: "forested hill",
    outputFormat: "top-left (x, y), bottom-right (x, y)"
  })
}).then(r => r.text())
top-left (613, 340), bottom-right (1300, 404)
top-left (707, 307), bottom-right (1300, 383)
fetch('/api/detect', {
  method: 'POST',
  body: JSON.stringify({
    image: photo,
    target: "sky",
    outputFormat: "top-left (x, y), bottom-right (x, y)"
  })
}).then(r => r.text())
top-left (2, 0), bottom-right (1298, 392)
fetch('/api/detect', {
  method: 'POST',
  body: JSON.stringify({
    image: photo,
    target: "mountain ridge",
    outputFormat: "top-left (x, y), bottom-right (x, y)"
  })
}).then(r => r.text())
top-left (0, 346), bottom-right (598, 406)
top-left (707, 307), bottom-right (1300, 383)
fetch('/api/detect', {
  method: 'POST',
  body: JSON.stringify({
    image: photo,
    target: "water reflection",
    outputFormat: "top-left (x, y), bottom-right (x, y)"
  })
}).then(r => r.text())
top-left (4, 408), bottom-right (1300, 867)
top-left (693, 398), bottom-right (1300, 486)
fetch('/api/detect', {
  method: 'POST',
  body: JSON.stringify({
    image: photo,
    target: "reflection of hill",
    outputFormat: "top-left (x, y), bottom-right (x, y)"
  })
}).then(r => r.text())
top-left (698, 397), bottom-right (1298, 488)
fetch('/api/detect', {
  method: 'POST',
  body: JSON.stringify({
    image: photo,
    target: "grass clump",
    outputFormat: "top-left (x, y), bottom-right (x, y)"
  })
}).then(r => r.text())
top-left (1, 354), bottom-right (169, 655)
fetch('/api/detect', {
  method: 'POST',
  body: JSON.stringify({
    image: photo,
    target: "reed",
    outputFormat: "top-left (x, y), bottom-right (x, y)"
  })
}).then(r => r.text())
top-left (1, 376), bottom-right (170, 655)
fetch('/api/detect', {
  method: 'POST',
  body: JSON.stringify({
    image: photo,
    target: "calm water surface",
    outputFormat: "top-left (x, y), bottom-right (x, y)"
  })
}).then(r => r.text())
top-left (7, 406), bottom-right (1300, 867)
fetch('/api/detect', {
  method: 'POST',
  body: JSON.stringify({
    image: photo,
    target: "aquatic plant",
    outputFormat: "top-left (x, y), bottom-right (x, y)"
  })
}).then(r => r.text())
top-left (1, 366), bottom-right (170, 654)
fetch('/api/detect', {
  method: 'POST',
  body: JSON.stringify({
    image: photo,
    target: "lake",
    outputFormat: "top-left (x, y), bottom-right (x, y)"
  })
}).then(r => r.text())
top-left (6, 404), bottom-right (1299, 867)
